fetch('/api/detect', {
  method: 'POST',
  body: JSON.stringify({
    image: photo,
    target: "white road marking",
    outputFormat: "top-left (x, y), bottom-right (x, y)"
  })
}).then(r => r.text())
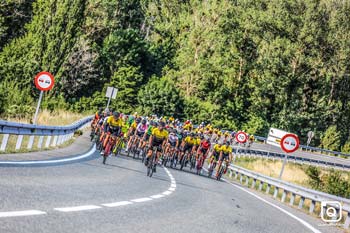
top-left (162, 191), bottom-right (172, 195)
top-left (102, 201), bottom-right (133, 207)
top-left (150, 194), bottom-right (165, 199)
top-left (54, 205), bottom-right (101, 212)
top-left (168, 187), bottom-right (176, 191)
top-left (0, 145), bottom-right (96, 165)
top-left (0, 210), bottom-right (46, 218)
top-left (221, 176), bottom-right (322, 233)
top-left (131, 197), bottom-right (153, 203)
top-left (170, 183), bottom-right (176, 188)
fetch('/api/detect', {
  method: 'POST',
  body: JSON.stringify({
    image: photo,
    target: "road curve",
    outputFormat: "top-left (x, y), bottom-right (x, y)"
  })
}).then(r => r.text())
top-left (0, 150), bottom-right (340, 233)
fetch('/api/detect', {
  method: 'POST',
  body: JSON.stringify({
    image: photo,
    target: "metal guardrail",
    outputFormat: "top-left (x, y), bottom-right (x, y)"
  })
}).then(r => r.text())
top-left (0, 116), bottom-right (93, 152)
top-left (254, 135), bottom-right (350, 158)
top-left (232, 147), bottom-right (350, 170)
top-left (228, 164), bottom-right (350, 228)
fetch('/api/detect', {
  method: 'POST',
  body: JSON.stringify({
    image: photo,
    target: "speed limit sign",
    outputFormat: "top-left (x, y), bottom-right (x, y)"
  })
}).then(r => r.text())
top-left (235, 131), bottom-right (248, 143)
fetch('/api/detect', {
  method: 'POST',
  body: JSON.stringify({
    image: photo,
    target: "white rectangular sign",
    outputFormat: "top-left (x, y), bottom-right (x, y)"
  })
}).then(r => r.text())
top-left (266, 128), bottom-right (288, 148)
top-left (105, 87), bottom-right (118, 99)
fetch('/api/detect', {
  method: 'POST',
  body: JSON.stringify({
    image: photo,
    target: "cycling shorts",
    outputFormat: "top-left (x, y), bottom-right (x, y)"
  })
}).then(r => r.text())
top-left (220, 152), bottom-right (229, 161)
top-left (182, 144), bottom-right (193, 153)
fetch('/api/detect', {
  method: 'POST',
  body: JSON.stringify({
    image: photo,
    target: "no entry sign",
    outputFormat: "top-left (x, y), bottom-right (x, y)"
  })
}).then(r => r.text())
top-left (34, 72), bottom-right (55, 91)
top-left (235, 131), bottom-right (248, 143)
top-left (280, 134), bottom-right (300, 153)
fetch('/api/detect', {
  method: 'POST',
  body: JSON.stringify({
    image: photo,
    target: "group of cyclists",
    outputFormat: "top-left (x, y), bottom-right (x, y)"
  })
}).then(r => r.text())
top-left (90, 108), bottom-right (255, 180)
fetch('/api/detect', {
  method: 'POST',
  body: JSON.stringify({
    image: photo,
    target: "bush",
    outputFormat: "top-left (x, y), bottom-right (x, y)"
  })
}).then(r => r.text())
top-left (323, 170), bottom-right (350, 198)
top-left (305, 166), bottom-right (323, 189)
top-left (320, 125), bottom-right (341, 151)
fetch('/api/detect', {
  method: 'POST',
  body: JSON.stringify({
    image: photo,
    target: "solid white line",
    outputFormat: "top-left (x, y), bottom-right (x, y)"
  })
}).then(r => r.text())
top-left (0, 210), bottom-right (46, 218)
top-left (150, 194), bottom-right (165, 199)
top-left (162, 191), bottom-right (172, 195)
top-left (222, 178), bottom-right (322, 233)
top-left (54, 205), bottom-right (101, 212)
top-left (102, 201), bottom-right (133, 207)
top-left (131, 198), bottom-right (152, 203)
top-left (170, 183), bottom-right (176, 188)
top-left (168, 187), bottom-right (176, 191)
top-left (0, 145), bottom-right (96, 165)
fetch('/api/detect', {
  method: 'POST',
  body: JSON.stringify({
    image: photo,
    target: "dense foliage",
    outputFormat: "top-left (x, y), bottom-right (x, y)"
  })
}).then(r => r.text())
top-left (1, 0), bottom-right (350, 151)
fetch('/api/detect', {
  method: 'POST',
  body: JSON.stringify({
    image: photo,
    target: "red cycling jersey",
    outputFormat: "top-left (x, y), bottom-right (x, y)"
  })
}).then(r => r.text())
top-left (201, 140), bottom-right (211, 150)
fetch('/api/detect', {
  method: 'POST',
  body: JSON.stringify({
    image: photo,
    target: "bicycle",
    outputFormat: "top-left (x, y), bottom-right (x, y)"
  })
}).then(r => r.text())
top-left (216, 160), bottom-right (228, 181)
top-left (189, 151), bottom-right (197, 170)
top-left (207, 156), bottom-right (217, 178)
top-left (102, 134), bottom-right (117, 164)
top-left (147, 146), bottom-right (158, 177)
top-left (196, 153), bottom-right (206, 175)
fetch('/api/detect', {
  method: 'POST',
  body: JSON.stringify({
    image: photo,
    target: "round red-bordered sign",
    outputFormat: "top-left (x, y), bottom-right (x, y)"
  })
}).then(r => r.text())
top-left (235, 131), bottom-right (248, 143)
top-left (34, 71), bottom-right (55, 91)
top-left (280, 133), bottom-right (300, 153)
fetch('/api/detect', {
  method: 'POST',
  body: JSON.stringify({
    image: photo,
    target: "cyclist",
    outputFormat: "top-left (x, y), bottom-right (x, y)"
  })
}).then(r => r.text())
top-left (101, 112), bottom-right (122, 156)
top-left (127, 118), bottom-right (148, 153)
top-left (196, 135), bottom-right (211, 170)
top-left (216, 141), bottom-right (233, 176)
top-left (165, 129), bottom-right (179, 160)
top-left (125, 117), bottom-right (140, 151)
top-left (140, 121), bottom-right (155, 156)
top-left (179, 132), bottom-right (197, 164)
top-left (208, 141), bottom-right (223, 170)
top-left (248, 134), bottom-right (255, 147)
top-left (145, 121), bottom-right (169, 172)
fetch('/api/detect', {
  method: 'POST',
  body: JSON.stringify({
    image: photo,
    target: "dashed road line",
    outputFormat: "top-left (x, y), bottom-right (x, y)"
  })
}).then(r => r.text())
top-left (1, 164), bottom-right (177, 218)
top-left (102, 201), bottom-right (133, 207)
top-left (0, 210), bottom-right (47, 218)
top-left (54, 205), bottom-right (101, 212)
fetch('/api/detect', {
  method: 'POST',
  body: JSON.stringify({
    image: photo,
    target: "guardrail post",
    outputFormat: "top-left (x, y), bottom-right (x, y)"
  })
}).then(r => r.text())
top-left (27, 136), bottom-right (35, 150)
top-left (229, 170), bottom-right (233, 178)
top-left (258, 181), bottom-right (263, 191)
top-left (0, 134), bottom-right (9, 151)
top-left (245, 176), bottom-right (249, 186)
top-left (52, 135), bottom-right (58, 147)
top-left (266, 184), bottom-right (271, 194)
top-left (344, 212), bottom-right (350, 229)
top-left (240, 174), bottom-right (243, 184)
top-left (251, 178), bottom-right (256, 189)
top-left (45, 136), bottom-right (51, 148)
top-left (37, 136), bottom-right (44, 149)
top-left (234, 171), bottom-right (238, 179)
top-left (273, 187), bottom-right (279, 199)
top-left (298, 196), bottom-right (305, 209)
top-left (15, 135), bottom-right (23, 150)
top-left (309, 200), bottom-right (315, 213)
top-left (57, 135), bottom-right (63, 145)
top-left (281, 190), bottom-right (287, 202)
top-left (289, 193), bottom-right (295, 206)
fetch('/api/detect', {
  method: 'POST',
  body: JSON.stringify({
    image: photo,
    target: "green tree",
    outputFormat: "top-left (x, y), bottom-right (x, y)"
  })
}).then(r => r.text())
top-left (138, 76), bottom-right (183, 118)
top-left (321, 125), bottom-right (341, 151)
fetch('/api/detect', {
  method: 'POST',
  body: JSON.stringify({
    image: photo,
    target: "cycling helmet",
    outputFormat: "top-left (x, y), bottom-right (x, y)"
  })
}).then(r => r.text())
top-left (190, 132), bottom-right (195, 137)
top-left (159, 121), bottom-right (166, 127)
top-left (135, 117), bottom-right (141, 123)
top-left (225, 141), bottom-right (230, 145)
top-left (141, 119), bottom-right (147, 125)
top-left (113, 112), bottom-right (120, 118)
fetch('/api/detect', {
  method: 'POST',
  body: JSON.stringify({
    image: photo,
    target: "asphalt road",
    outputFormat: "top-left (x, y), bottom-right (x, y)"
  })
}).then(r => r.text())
top-left (0, 149), bottom-right (341, 233)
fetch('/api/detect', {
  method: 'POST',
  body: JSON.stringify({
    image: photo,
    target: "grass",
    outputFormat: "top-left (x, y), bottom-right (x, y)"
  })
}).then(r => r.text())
top-left (234, 157), bottom-right (310, 187)
top-left (3, 109), bottom-right (91, 126)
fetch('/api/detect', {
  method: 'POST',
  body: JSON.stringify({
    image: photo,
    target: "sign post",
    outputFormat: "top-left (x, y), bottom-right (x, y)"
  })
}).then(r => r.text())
top-left (235, 131), bottom-right (248, 160)
top-left (307, 131), bottom-right (314, 148)
top-left (33, 72), bottom-right (55, 124)
top-left (279, 133), bottom-right (300, 179)
top-left (105, 86), bottom-right (118, 111)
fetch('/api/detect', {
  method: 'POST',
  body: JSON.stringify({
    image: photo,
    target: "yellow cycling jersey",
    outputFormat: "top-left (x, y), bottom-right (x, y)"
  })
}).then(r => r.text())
top-left (194, 138), bottom-right (201, 146)
top-left (220, 145), bottom-right (232, 154)
top-left (152, 128), bottom-right (169, 142)
top-left (183, 124), bottom-right (192, 130)
top-left (131, 121), bottom-right (137, 129)
top-left (107, 117), bottom-right (123, 128)
top-left (213, 144), bottom-right (222, 152)
top-left (184, 136), bottom-right (197, 145)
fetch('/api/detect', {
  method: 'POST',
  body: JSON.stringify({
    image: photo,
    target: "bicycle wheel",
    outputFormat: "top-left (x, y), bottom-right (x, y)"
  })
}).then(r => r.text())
top-left (180, 154), bottom-right (186, 170)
